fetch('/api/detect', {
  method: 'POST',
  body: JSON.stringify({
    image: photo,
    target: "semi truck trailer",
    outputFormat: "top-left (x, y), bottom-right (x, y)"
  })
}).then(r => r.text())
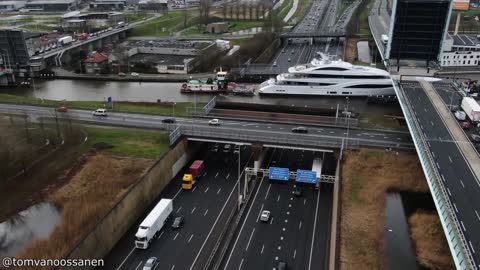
top-left (135, 198), bottom-right (173, 249)
top-left (461, 97), bottom-right (480, 122)
top-left (182, 160), bottom-right (205, 189)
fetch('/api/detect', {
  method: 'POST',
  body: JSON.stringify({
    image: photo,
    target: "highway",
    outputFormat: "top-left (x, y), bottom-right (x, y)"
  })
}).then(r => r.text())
top-left (220, 149), bottom-right (333, 270)
top-left (401, 81), bottom-right (480, 267)
top-left (101, 143), bottom-right (252, 270)
top-left (0, 104), bottom-right (414, 149)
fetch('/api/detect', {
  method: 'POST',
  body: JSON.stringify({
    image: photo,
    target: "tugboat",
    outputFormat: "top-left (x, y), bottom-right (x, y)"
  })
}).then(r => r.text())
top-left (180, 71), bottom-right (229, 94)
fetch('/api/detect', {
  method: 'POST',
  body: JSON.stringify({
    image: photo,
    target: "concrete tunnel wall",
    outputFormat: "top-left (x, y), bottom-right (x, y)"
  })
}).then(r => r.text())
top-left (59, 139), bottom-right (201, 269)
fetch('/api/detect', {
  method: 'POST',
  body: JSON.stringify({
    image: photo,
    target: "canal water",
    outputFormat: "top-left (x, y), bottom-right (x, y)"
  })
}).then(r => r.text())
top-left (1, 79), bottom-right (403, 116)
top-left (0, 202), bottom-right (61, 258)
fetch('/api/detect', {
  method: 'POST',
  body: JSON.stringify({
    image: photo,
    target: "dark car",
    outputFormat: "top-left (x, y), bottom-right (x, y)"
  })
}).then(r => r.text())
top-left (293, 187), bottom-right (302, 197)
top-left (278, 260), bottom-right (288, 270)
top-left (223, 144), bottom-right (232, 153)
top-left (142, 257), bottom-right (158, 270)
top-left (460, 121), bottom-right (470, 130)
top-left (291, 127), bottom-right (308, 134)
top-left (211, 143), bottom-right (220, 152)
top-left (162, 118), bottom-right (176, 124)
top-left (471, 134), bottom-right (480, 143)
top-left (172, 216), bottom-right (184, 229)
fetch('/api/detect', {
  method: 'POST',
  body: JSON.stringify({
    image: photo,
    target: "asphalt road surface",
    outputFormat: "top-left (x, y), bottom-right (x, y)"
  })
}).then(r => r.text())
top-left (401, 81), bottom-right (480, 267)
top-left (101, 143), bottom-right (252, 270)
top-left (0, 104), bottom-right (413, 149)
top-left (220, 148), bottom-right (333, 270)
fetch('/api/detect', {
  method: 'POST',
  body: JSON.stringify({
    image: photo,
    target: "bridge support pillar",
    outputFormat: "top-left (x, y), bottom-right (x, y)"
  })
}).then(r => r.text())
top-left (111, 34), bottom-right (119, 43)
top-left (61, 52), bottom-right (72, 66)
top-left (310, 38), bottom-right (313, 46)
top-left (119, 31), bottom-right (126, 39)
top-left (87, 43), bottom-right (94, 53)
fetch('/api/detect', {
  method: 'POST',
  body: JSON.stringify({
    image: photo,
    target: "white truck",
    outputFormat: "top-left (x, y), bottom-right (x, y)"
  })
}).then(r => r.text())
top-left (381, 34), bottom-right (389, 45)
top-left (135, 198), bottom-right (173, 249)
top-left (58, 36), bottom-right (73, 46)
top-left (461, 97), bottom-right (480, 122)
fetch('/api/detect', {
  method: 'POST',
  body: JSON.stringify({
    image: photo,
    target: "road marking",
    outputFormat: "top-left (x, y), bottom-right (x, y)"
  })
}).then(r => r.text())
top-left (277, 195), bottom-right (281, 202)
top-left (436, 162), bottom-right (440, 169)
top-left (246, 228), bottom-right (256, 251)
top-left (217, 188), bottom-right (222, 194)
top-left (432, 152), bottom-right (436, 158)
top-left (397, 138), bottom-right (402, 140)
top-left (157, 231), bottom-right (164, 239)
top-left (191, 207), bottom-right (196, 214)
top-left (270, 217), bottom-right (274, 224)
top-left (267, 126), bottom-right (271, 129)
top-left (265, 184), bottom-right (272, 200)
top-left (115, 247), bottom-right (135, 270)
top-left (170, 265), bottom-right (175, 270)
top-left (204, 209), bottom-right (209, 216)
top-left (461, 220), bottom-right (466, 231)
top-left (299, 221), bottom-right (302, 230)
top-left (204, 187), bottom-right (209, 193)
top-left (173, 187), bottom-right (182, 200)
top-left (192, 186), bottom-right (197, 192)
top-left (318, 130), bottom-right (323, 133)
top-left (469, 241), bottom-right (476, 253)
top-left (280, 127), bottom-right (284, 130)
top-left (441, 174), bottom-right (445, 182)
top-left (261, 244), bottom-right (264, 254)
top-left (475, 210), bottom-right (480, 221)
top-left (448, 156), bottom-right (453, 163)
top-left (238, 259), bottom-right (244, 270)
top-left (204, 172), bottom-right (207, 177)
top-left (460, 179), bottom-right (465, 188)
top-left (308, 183), bottom-right (321, 270)
top-left (257, 203), bottom-right (265, 223)
top-left (304, 199), bottom-right (306, 205)
top-left (430, 121), bottom-right (434, 126)
top-left (188, 234), bottom-right (194, 243)
top-left (293, 249), bottom-right (297, 259)
top-left (173, 232), bottom-right (179, 240)
top-left (424, 108), bottom-right (427, 112)
top-left (226, 173), bottom-right (230, 179)
top-left (453, 203), bottom-right (458, 213)
top-left (330, 131), bottom-right (334, 134)
top-left (176, 206), bottom-right (182, 213)
top-left (447, 188), bottom-right (451, 196)
top-left (383, 136), bottom-right (388, 139)
top-left (215, 172), bottom-right (219, 178)
top-left (134, 261), bottom-right (143, 270)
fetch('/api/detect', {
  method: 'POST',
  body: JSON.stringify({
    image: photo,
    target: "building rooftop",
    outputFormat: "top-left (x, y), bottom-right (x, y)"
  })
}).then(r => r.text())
top-left (128, 39), bottom-right (211, 50)
top-left (84, 51), bottom-right (108, 63)
top-left (27, 0), bottom-right (76, 4)
top-left (447, 33), bottom-right (480, 47)
top-left (0, 1), bottom-right (27, 5)
top-left (129, 53), bottom-right (193, 66)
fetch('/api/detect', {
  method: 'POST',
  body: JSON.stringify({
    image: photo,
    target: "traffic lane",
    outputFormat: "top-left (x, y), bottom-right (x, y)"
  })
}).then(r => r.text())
top-left (101, 147), bottom-right (251, 270)
top-left (309, 183), bottom-right (333, 270)
top-left (402, 85), bottom-right (480, 263)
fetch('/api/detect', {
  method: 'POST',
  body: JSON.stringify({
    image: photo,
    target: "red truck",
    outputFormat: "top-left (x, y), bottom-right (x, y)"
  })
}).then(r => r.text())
top-left (182, 160), bottom-right (205, 190)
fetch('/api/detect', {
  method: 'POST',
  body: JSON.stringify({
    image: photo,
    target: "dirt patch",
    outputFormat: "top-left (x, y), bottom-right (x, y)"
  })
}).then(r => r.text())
top-left (19, 154), bottom-right (153, 268)
top-left (340, 149), bottom-right (429, 270)
top-left (344, 37), bottom-right (358, 63)
top-left (123, 139), bottom-right (157, 148)
top-left (409, 211), bottom-right (455, 270)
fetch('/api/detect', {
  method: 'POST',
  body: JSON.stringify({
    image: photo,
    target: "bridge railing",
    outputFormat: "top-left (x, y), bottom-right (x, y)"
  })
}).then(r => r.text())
top-left (395, 80), bottom-right (476, 270)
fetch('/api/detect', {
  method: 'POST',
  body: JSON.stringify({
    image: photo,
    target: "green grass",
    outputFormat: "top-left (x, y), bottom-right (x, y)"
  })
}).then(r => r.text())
top-left (350, 176), bottom-right (364, 203)
top-left (358, 110), bottom-right (408, 131)
top-left (182, 25), bottom-right (204, 35)
top-left (228, 20), bottom-right (263, 31)
top-left (229, 37), bottom-right (251, 46)
top-left (0, 94), bottom-right (204, 117)
top-left (22, 24), bottom-right (54, 32)
top-left (126, 13), bottom-right (151, 22)
top-left (453, 8), bottom-right (480, 17)
top-left (290, 0), bottom-right (311, 24)
top-left (86, 128), bottom-right (170, 158)
top-left (129, 12), bottom-right (199, 36)
top-left (278, 0), bottom-right (294, 21)
top-left (337, 0), bottom-right (352, 21)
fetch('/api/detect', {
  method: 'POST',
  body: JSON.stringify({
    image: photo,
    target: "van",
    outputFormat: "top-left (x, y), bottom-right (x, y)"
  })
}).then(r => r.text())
top-left (93, 109), bottom-right (107, 116)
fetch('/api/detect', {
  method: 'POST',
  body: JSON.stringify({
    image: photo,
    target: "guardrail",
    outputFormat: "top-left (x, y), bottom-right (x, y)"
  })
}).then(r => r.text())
top-left (395, 80), bottom-right (476, 270)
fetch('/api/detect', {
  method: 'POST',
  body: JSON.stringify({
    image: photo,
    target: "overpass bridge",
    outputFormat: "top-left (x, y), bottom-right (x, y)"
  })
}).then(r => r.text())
top-left (280, 31), bottom-right (346, 39)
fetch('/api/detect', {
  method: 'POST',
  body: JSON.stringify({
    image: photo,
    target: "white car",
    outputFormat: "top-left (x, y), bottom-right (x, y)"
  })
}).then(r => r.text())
top-left (260, 210), bottom-right (270, 222)
top-left (131, 72), bottom-right (139, 77)
top-left (208, 119), bottom-right (220, 125)
top-left (93, 108), bottom-right (108, 116)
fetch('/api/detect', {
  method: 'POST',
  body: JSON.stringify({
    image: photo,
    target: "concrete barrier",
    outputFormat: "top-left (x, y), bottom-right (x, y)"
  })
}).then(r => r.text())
top-left (59, 139), bottom-right (201, 269)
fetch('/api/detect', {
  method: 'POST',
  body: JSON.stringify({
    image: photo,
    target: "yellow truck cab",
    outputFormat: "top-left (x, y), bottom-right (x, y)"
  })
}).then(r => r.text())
top-left (182, 174), bottom-right (195, 189)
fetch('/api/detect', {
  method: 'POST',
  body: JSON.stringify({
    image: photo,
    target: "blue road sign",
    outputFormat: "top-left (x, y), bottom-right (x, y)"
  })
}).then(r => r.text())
top-left (296, 169), bottom-right (317, 184)
top-left (269, 167), bottom-right (289, 181)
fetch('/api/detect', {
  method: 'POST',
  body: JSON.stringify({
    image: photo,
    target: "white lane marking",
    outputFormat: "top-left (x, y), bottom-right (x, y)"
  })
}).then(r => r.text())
top-left (277, 195), bottom-right (281, 202)
top-left (308, 186), bottom-right (321, 270)
top-left (261, 244), bottom-right (265, 254)
top-left (453, 203), bottom-right (458, 213)
top-left (217, 188), bottom-right (222, 194)
top-left (204, 187), bottom-right (209, 193)
top-left (202, 172), bottom-right (207, 177)
top-left (448, 156), bottom-right (453, 163)
top-left (460, 179), bottom-right (465, 188)
top-left (475, 210), bottom-right (480, 221)
top-left (436, 162), bottom-right (441, 169)
top-left (430, 121), bottom-right (434, 126)
top-left (432, 152), bottom-right (436, 158)
top-left (157, 231), bottom-right (165, 239)
top-left (257, 203), bottom-right (265, 223)
top-left (280, 127), bottom-right (284, 130)
top-left (191, 207), bottom-right (196, 214)
top-left (397, 138), bottom-right (402, 140)
top-left (238, 258), bottom-right (244, 270)
top-left (461, 220), bottom-right (466, 231)
top-left (304, 199), bottom-right (306, 205)
top-left (270, 217), bottom-right (274, 224)
top-left (173, 187), bottom-right (182, 200)
top-left (293, 249), bottom-right (297, 259)
top-left (173, 232), bottom-right (179, 240)
top-left (330, 131), bottom-right (334, 134)
top-left (115, 247), bottom-right (135, 270)
top-left (441, 174), bottom-right (445, 182)
top-left (170, 265), bottom-right (175, 270)
top-left (317, 130), bottom-right (323, 133)
top-left (226, 173), bottom-right (230, 179)
top-left (246, 228), bottom-right (256, 251)
top-left (192, 186), bottom-right (197, 192)
top-left (134, 261), bottom-right (143, 270)
top-left (265, 184), bottom-right (272, 200)
top-left (215, 172), bottom-right (219, 178)
top-left (176, 206), bottom-right (182, 213)
top-left (447, 188), bottom-right (452, 196)
top-left (469, 241), bottom-right (476, 253)
top-left (188, 234), bottom-right (194, 243)
top-left (204, 209), bottom-right (209, 216)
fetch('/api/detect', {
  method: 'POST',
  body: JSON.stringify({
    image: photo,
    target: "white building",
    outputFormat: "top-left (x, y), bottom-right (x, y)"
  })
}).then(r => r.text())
top-left (440, 33), bottom-right (480, 67)
top-left (0, 1), bottom-right (26, 11)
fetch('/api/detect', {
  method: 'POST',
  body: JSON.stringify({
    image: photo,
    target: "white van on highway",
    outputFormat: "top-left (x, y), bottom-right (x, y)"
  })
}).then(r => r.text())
top-left (93, 109), bottom-right (107, 116)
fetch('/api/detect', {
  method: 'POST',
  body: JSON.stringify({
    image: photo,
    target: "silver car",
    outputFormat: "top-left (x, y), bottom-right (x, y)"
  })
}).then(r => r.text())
top-left (143, 257), bottom-right (158, 270)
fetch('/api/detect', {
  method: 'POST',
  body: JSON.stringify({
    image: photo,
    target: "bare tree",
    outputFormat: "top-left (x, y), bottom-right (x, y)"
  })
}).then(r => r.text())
top-left (229, 4), bottom-right (234, 19)
top-left (249, 1), bottom-right (254, 21)
top-left (183, 7), bottom-right (188, 27)
top-left (221, 1), bottom-right (228, 19)
top-left (199, 0), bottom-right (213, 24)
top-left (235, 2), bottom-right (240, 20)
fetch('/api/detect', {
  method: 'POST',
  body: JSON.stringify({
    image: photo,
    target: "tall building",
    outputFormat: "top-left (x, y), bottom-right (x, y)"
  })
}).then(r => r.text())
top-left (0, 30), bottom-right (30, 70)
